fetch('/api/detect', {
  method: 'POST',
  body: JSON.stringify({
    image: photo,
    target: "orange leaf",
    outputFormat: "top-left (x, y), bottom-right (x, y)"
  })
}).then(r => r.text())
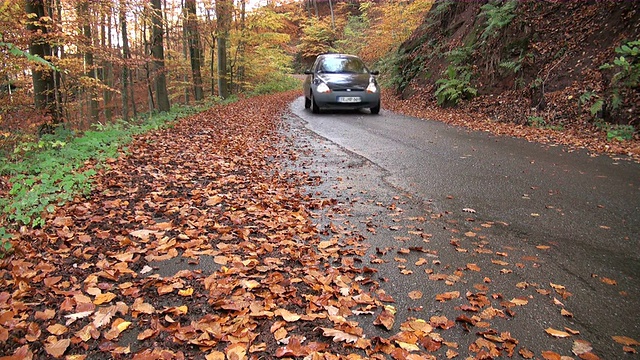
top-left (541, 351), bottom-right (561, 360)
top-left (93, 292), bottom-right (117, 305)
top-left (435, 291), bottom-right (460, 302)
top-left (612, 336), bottom-right (640, 346)
top-left (274, 308), bottom-right (301, 322)
top-left (46, 324), bottom-right (68, 336)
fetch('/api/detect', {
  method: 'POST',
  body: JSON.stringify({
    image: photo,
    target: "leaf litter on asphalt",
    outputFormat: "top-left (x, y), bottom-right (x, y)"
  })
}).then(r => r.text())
top-left (0, 91), bottom-right (634, 359)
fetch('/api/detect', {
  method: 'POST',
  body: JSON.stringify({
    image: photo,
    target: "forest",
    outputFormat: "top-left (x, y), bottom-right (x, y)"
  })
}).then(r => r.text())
top-left (0, 0), bottom-right (431, 137)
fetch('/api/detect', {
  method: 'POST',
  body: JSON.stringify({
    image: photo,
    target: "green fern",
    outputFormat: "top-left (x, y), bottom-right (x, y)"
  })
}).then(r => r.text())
top-left (435, 66), bottom-right (477, 106)
top-left (480, 0), bottom-right (518, 40)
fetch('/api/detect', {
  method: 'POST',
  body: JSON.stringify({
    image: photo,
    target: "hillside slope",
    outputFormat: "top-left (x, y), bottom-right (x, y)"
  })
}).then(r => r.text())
top-left (391, 0), bottom-right (639, 156)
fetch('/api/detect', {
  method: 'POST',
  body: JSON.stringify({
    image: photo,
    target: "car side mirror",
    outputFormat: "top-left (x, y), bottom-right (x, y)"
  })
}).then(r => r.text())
top-left (370, 70), bottom-right (380, 75)
top-left (304, 70), bottom-right (313, 75)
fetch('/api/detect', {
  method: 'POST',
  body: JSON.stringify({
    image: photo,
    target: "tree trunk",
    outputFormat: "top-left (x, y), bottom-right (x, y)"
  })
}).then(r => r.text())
top-left (185, 0), bottom-right (203, 101)
top-left (205, 8), bottom-right (216, 97)
top-left (216, 0), bottom-right (232, 98)
top-left (328, 0), bottom-right (335, 29)
top-left (143, 8), bottom-right (156, 111)
top-left (77, 0), bottom-right (99, 123)
top-left (181, 1), bottom-right (190, 104)
top-left (151, 0), bottom-right (170, 112)
top-left (25, 0), bottom-right (60, 124)
top-left (100, 1), bottom-right (113, 122)
top-left (120, 3), bottom-right (129, 121)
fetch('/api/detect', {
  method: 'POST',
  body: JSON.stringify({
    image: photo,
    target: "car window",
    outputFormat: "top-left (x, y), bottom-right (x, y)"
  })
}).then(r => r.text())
top-left (318, 57), bottom-right (367, 74)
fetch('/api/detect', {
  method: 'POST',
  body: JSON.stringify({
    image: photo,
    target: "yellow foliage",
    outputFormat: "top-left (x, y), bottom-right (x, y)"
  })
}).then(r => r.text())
top-left (358, 0), bottom-right (433, 63)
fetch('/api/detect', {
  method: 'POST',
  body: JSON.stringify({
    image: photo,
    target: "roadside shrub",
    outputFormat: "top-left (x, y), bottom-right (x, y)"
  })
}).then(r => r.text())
top-left (250, 74), bottom-right (300, 95)
top-left (606, 124), bottom-right (635, 142)
top-left (600, 40), bottom-right (640, 88)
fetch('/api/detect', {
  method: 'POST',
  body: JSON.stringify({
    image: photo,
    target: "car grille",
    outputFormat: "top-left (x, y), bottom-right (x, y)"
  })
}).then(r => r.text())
top-left (331, 87), bottom-right (365, 92)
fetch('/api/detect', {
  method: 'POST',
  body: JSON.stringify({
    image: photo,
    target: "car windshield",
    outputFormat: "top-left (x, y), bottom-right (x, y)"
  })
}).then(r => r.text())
top-left (318, 57), bottom-right (367, 74)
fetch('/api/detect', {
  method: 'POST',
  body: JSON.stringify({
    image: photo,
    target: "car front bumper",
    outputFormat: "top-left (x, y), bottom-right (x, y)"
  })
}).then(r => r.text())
top-left (313, 90), bottom-right (380, 109)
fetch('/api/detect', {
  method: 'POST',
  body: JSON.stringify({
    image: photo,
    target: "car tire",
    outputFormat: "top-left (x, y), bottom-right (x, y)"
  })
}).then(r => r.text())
top-left (311, 93), bottom-right (320, 114)
top-left (370, 101), bottom-right (381, 115)
top-left (304, 96), bottom-right (311, 109)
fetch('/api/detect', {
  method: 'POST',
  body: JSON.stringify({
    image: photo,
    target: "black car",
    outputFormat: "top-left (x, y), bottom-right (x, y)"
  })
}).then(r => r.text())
top-left (303, 54), bottom-right (381, 114)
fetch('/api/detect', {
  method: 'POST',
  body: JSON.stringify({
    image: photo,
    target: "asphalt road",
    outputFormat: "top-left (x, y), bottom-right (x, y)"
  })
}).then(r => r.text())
top-left (287, 96), bottom-right (640, 358)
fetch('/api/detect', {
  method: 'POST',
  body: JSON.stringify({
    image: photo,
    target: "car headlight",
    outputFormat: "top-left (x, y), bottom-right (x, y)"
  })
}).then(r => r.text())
top-left (316, 82), bottom-right (331, 93)
top-left (366, 82), bottom-right (378, 93)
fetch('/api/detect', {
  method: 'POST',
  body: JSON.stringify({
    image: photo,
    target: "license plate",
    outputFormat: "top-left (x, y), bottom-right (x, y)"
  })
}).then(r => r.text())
top-left (337, 96), bottom-right (361, 103)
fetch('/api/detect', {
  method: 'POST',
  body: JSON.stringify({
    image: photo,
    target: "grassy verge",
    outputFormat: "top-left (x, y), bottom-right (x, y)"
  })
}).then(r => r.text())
top-left (0, 105), bottom-right (200, 257)
top-left (0, 75), bottom-right (302, 258)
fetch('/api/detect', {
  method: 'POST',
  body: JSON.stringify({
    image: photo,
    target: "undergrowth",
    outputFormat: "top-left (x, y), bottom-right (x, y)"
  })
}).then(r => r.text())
top-left (0, 105), bottom-right (201, 257)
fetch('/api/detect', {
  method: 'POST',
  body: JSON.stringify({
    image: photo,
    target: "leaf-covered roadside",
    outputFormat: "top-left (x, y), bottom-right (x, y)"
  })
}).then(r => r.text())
top-left (0, 91), bottom-right (392, 359)
top-left (381, 90), bottom-right (640, 163)
top-left (1, 90), bottom-right (638, 360)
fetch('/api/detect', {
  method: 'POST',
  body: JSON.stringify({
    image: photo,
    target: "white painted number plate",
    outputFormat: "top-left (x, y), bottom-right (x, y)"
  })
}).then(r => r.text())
top-left (337, 96), bottom-right (361, 103)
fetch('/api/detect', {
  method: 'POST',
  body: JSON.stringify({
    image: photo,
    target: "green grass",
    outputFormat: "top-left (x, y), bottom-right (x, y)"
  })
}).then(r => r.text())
top-left (0, 105), bottom-right (202, 257)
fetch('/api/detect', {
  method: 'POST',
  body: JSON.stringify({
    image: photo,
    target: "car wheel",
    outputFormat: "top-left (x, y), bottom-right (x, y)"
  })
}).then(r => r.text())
top-left (304, 95), bottom-right (311, 109)
top-left (370, 101), bottom-right (381, 115)
top-left (311, 93), bottom-right (320, 114)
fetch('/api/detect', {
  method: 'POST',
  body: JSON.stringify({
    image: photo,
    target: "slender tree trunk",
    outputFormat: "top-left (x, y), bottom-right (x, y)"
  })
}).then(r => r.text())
top-left (205, 8), bottom-right (216, 97)
top-left (151, 0), bottom-right (170, 112)
top-left (120, 3), bottom-right (129, 121)
top-left (78, 0), bottom-right (99, 123)
top-left (25, 0), bottom-right (60, 124)
top-left (328, 0), bottom-right (335, 29)
top-left (185, 0), bottom-right (203, 101)
top-left (182, 2), bottom-right (190, 104)
top-left (235, 0), bottom-right (246, 90)
top-left (216, 0), bottom-right (232, 98)
top-left (142, 9), bottom-right (155, 112)
top-left (100, 1), bottom-right (113, 122)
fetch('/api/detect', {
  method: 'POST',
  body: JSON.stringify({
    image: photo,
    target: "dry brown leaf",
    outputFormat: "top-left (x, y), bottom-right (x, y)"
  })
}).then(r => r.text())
top-left (93, 292), bottom-right (117, 305)
top-left (274, 308), bottom-right (301, 322)
top-left (572, 339), bottom-right (593, 355)
top-left (519, 347), bottom-right (535, 359)
top-left (44, 338), bottom-right (70, 358)
top-left (408, 291), bottom-right (423, 300)
top-left (561, 308), bottom-right (573, 317)
top-left (436, 291), bottom-right (460, 302)
top-left (612, 335), bottom-right (640, 346)
top-left (373, 305), bottom-right (396, 330)
top-left (510, 297), bottom-right (528, 306)
top-left (600, 277), bottom-right (617, 285)
top-left (545, 327), bottom-right (571, 338)
top-left (466, 263), bottom-right (481, 271)
top-left (46, 324), bottom-right (68, 336)
top-left (225, 343), bottom-right (247, 360)
top-left (320, 327), bottom-right (360, 343)
top-left (137, 328), bottom-right (157, 341)
top-left (541, 351), bottom-right (561, 360)
top-left (93, 305), bottom-right (117, 328)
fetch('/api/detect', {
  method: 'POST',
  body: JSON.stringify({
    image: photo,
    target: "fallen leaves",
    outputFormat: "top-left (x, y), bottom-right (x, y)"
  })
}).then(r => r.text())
top-left (0, 89), bottom-right (632, 360)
